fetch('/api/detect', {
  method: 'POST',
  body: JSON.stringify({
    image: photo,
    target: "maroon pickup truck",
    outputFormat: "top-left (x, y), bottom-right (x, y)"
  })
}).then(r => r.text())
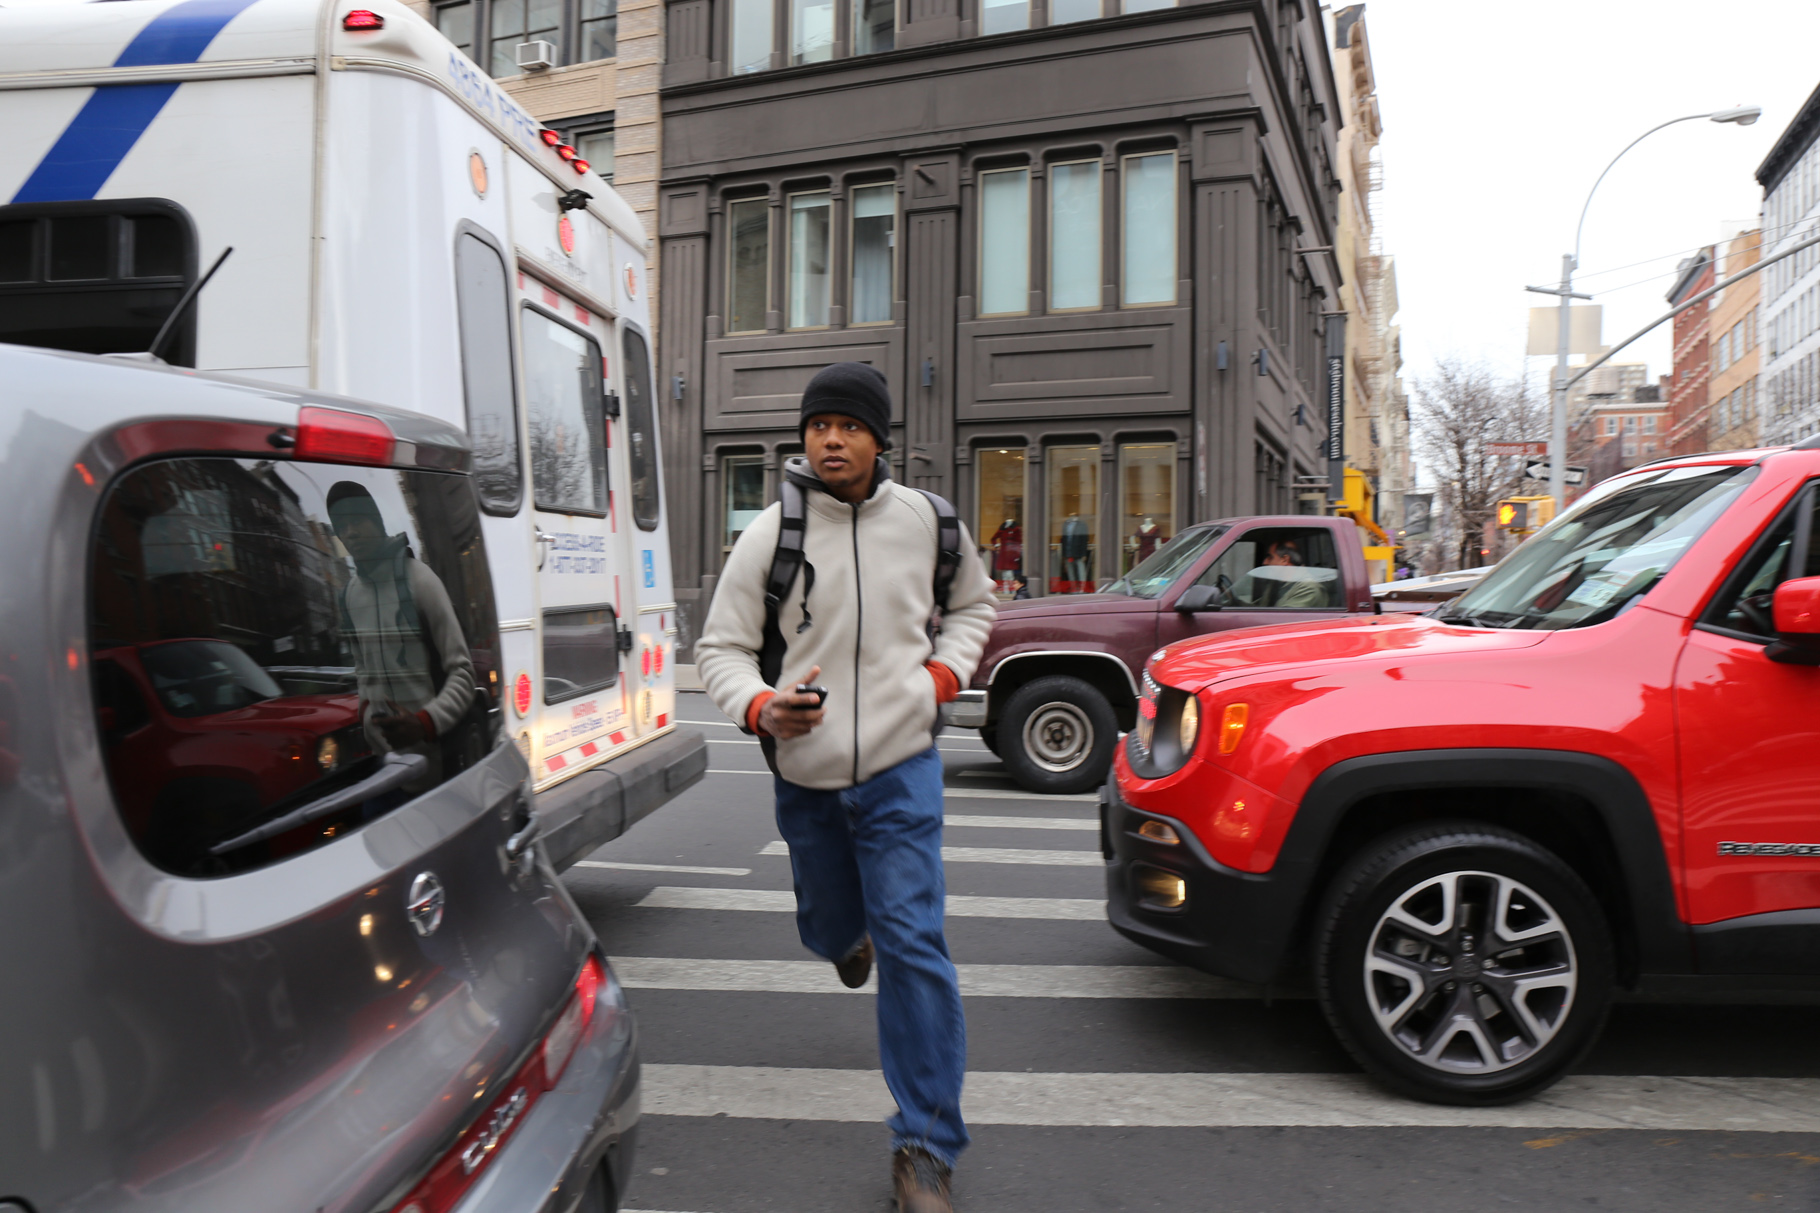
top-left (950, 515), bottom-right (1376, 793)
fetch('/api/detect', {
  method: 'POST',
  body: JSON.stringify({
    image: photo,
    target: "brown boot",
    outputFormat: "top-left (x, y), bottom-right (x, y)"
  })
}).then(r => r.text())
top-left (835, 935), bottom-right (873, 989)
top-left (892, 1145), bottom-right (953, 1213)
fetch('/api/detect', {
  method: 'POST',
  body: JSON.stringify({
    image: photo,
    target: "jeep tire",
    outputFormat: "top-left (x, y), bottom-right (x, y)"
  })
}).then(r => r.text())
top-left (998, 675), bottom-right (1119, 795)
top-left (1313, 822), bottom-right (1614, 1105)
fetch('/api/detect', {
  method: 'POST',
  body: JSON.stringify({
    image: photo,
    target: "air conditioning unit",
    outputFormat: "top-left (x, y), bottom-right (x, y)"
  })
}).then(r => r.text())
top-left (515, 40), bottom-right (556, 70)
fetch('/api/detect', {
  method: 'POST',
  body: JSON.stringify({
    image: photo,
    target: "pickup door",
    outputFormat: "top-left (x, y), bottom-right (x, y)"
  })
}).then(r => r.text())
top-left (1156, 521), bottom-right (1360, 651)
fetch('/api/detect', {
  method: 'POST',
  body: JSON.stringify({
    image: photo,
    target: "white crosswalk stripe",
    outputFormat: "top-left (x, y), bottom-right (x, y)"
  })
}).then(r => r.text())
top-left (614, 956), bottom-right (1250, 998)
top-left (574, 860), bottom-right (754, 876)
top-left (944, 814), bottom-right (1096, 831)
top-left (642, 1064), bottom-right (1820, 1132)
top-left (634, 886), bottom-right (1105, 920)
top-left (758, 840), bottom-right (1099, 865)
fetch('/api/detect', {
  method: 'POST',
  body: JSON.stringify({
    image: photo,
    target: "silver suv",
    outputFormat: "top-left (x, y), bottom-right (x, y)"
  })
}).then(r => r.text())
top-left (0, 347), bottom-right (637, 1213)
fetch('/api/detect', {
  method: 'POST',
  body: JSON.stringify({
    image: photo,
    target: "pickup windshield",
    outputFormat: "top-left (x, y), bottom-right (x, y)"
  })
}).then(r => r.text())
top-left (1104, 525), bottom-right (1226, 598)
top-left (1442, 464), bottom-right (1757, 630)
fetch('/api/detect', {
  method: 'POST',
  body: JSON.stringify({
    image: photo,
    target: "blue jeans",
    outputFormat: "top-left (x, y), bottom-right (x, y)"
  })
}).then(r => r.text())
top-left (773, 745), bottom-right (969, 1167)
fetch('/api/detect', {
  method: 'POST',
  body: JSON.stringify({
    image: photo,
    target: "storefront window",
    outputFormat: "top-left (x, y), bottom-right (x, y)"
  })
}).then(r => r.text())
top-left (1118, 443), bottom-right (1174, 574)
top-left (1047, 446), bottom-right (1099, 594)
top-left (788, 191), bottom-right (831, 329)
top-left (1049, 160), bottom-right (1100, 312)
top-left (727, 198), bottom-right (769, 334)
top-left (979, 168), bottom-right (1029, 316)
top-left (724, 455), bottom-right (766, 552)
top-left (851, 183), bottom-right (895, 325)
top-left (1122, 151), bottom-right (1176, 306)
top-left (976, 448), bottom-right (1026, 598)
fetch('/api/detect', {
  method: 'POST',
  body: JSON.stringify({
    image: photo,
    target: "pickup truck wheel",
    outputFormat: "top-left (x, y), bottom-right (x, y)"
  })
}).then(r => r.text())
top-left (979, 726), bottom-right (1001, 758)
top-left (999, 676), bottom-right (1118, 795)
top-left (1313, 823), bottom-right (1613, 1106)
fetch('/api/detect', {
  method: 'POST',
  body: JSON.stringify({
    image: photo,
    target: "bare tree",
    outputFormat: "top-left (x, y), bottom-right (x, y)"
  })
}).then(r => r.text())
top-left (1411, 358), bottom-right (1546, 569)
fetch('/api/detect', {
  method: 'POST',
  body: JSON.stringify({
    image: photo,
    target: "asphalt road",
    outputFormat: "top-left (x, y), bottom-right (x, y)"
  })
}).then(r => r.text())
top-left (564, 695), bottom-right (1820, 1212)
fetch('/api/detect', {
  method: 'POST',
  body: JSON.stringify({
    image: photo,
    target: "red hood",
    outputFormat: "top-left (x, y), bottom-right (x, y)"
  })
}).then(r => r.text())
top-left (1150, 614), bottom-right (1550, 693)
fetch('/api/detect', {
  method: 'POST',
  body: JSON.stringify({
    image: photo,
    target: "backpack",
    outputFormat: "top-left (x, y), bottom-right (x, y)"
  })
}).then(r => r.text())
top-left (757, 480), bottom-right (961, 688)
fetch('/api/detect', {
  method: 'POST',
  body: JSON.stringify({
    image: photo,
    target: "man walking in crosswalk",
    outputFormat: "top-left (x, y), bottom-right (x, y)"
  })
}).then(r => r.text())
top-left (697, 361), bottom-right (998, 1211)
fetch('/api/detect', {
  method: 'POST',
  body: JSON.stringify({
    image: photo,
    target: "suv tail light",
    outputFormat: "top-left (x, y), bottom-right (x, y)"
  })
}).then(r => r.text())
top-left (390, 955), bottom-right (609, 1213)
top-left (294, 406), bottom-right (395, 465)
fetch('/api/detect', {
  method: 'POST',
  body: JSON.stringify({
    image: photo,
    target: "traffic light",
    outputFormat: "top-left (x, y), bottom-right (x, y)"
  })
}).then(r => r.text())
top-left (1497, 500), bottom-right (1528, 530)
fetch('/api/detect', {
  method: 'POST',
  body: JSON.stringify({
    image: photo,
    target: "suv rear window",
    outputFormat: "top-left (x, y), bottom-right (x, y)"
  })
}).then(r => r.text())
top-left (90, 458), bottom-right (501, 877)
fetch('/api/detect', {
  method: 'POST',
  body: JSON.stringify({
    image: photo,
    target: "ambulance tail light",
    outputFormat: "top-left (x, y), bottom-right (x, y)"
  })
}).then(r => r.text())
top-left (572, 159), bottom-right (591, 175)
top-left (555, 144), bottom-right (578, 163)
top-left (540, 129), bottom-right (563, 147)
top-left (294, 406), bottom-right (395, 466)
top-left (342, 9), bottom-right (385, 28)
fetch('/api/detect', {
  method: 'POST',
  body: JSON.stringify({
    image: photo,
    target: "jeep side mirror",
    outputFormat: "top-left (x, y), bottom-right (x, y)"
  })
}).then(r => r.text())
top-left (1768, 576), bottom-right (1820, 665)
top-left (1174, 584), bottom-right (1221, 613)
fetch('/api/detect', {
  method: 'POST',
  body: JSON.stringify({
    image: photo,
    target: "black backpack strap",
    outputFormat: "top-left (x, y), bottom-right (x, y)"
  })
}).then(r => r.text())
top-left (758, 480), bottom-right (808, 689)
top-left (915, 488), bottom-right (962, 614)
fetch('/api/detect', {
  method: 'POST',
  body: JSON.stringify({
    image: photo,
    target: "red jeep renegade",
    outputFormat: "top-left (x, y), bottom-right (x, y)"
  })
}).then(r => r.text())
top-left (1108, 442), bottom-right (1820, 1105)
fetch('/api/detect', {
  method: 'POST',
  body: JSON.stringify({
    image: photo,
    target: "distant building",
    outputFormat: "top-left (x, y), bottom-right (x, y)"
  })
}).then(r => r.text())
top-left (1708, 228), bottom-right (1762, 450)
top-left (1757, 84), bottom-right (1820, 445)
top-left (1571, 374), bottom-right (1669, 481)
top-left (1666, 248), bottom-right (1714, 457)
top-left (1331, 6), bottom-right (1409, 540)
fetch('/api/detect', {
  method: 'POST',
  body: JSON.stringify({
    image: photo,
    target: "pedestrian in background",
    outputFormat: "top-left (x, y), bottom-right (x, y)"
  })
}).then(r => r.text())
top-left (697, 362), bottom-right (998, 1212)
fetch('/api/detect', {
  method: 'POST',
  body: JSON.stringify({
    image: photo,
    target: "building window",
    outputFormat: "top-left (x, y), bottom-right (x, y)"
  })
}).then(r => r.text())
top-left (850, 183), bottom-right (895, 325)
top-left (793, 0), bottom-right (834, 63)
top-left (724, 455), bottom-right (766, 552)
top-left (486, 0), bottom-right (560, 77)
top-left (1604, 417), bottom-right (1617, 436)
top-left (1624, 415), bottom-right (1637, 434)
top-left (787, 191), bottom-right (832, 329)
top-left (977, 448), bottom-right (1027, 597)
top-left (727, 197), bottom-right (770, 334)
top-left (1122, 0), bottom-right (1173, 10)
top-left (731, 0), bottom-right (773, 72)
top-left (1643, 414), bottom-right (1656, 435)
top-left (1049, 0), bottom-right (1097, 22)
top-left (1118, 443), bottom-right (1173, 575)
top-left (1049, 159), bottom-right (1101, 312)
top-left (1047, 445), bottom-right (1099, 593)
top-left (980, 0), bottom-right (1028, 35)
top-left (853, 0), bottom-right (893, 54)
top-left (1121, 151), bottom-right (1175, 306)
top-left (575, 129), bottom-right (615, 181)
top-left (436, 0), bottom-right (476, 56)
top-left (579, 0), bottom-right (617, 59)
top-left (979, 167), bottom-right (1030, 317)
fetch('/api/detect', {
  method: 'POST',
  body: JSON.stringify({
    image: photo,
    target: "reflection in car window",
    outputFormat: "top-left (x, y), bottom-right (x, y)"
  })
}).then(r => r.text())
top-left (1705, 482), bottom-right (1820, 638)
top-left (1445, 465), bottom-right (1757, 631)
top-left (1104, 526), bottom-right (1224, 599)
top-left (90, 458), bottom-right (500, 877)
top-left (524, 307), bottom-right (608, 514)
top-left (1197, 528), bottom-right (1343, 609)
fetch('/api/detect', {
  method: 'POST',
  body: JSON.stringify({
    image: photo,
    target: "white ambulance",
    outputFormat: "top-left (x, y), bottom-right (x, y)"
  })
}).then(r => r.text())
top-left (0, 0), bottom-right (704, 867)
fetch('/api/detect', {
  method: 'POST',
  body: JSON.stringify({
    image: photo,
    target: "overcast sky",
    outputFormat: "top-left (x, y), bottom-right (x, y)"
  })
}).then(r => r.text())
top-left (1363, 0), bottom-right (1820, 432)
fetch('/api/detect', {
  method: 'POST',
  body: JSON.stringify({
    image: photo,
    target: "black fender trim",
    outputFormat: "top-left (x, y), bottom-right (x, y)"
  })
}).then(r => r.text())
top-left (1692, 909), bottom-right (1820, 975)
top-left (1281, 749), bottom-right (1693, 976)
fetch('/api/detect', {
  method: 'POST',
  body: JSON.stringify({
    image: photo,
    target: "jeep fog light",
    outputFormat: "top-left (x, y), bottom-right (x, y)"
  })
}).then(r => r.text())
top-left (1134, 864), bottom-right (1187, 910)
top-left (1137, 820), bottom-right (1180, 845)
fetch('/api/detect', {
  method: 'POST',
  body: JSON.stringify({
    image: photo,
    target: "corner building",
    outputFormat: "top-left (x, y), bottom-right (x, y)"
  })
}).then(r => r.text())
top-left (655, 0), bottom-right (1343, 651)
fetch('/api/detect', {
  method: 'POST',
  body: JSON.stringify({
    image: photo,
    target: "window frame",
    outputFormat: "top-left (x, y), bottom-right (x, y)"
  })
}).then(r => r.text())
top-left (977, 165), bottom-right (1032, 318)
top-left (1698, 480), bottom-right (1820, 644)
top-left (621, 322), bottom-right (663, 531)
top-left (725, 195), bottom-right (772, 335)
top-left (560, 112), bottom-right (617, 184)
top-left (542, 601), bottom-right (620, 703)
top-left (451, 221), bottom-right (523, 517)
top-left (520, 300), bottom-right (611, 518)
top-left (1046, 157), bottom-right (1103, 314)
top-left (431, 0), bottom-right (617, 78)
top-left (1119, 148), bottom-right (1178, 309)
top-left (785, 188), bottom-right (834, 330)
top-left (847, 180), bottom-right (897, 327)
top-left (722, 451), bottom-right (768, 554)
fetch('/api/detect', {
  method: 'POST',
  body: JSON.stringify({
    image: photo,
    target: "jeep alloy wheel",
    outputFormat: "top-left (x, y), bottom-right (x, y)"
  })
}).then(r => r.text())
top-left (1314, 824), bottom-right (1613, 1105)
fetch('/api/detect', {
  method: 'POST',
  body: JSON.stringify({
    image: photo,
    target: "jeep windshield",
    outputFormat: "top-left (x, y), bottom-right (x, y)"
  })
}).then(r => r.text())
top-left (1441, 464), bottom-right (1758, 630)
top-left (1104, 525), bottom-right (1227, 598)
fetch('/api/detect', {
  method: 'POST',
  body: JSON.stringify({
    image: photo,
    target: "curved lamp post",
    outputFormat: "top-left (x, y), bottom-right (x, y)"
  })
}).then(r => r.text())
top-left (1527, 106), bottom-right (1761, 511)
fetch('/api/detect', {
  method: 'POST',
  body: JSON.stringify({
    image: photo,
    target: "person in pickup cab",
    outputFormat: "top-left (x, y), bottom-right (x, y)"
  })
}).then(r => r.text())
top-left (696, 362), bottom-right (998, 1213)
top-left (1255, 538), bottom-right (1329, 608)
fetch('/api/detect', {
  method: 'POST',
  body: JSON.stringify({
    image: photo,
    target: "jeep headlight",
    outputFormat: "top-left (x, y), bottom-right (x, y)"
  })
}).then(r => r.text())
top-left (1129, 681), bottom-right (1202, 776)
top-left (1177, 695), bottom-right (1199, 757)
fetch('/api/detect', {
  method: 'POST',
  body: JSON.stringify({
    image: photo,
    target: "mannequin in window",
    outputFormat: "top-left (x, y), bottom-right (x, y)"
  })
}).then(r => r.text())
top-left (1133, 516), bottom-right (1163, 563)
top-left (990, 517), bottom-right (1022, 589)
top-left (1061, 514), bottom-right (1092, 591)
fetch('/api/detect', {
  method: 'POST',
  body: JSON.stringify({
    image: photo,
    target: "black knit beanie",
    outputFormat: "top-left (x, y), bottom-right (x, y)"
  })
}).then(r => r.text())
top-left (799, 361), bottom-right (892, 450)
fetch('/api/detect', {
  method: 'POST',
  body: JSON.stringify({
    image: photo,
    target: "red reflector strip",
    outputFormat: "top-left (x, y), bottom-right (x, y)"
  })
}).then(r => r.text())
top-left (575, 306), bottom-right (590, 325)
top-left (294, 406), bottom-right (394, 466)
top-left (657, 713), bottom-right (668, 728)
top-left (580, 741), bottom-right (598, 757)
top-left (546, 754), bottom-right (567, 772)
top-left (542, 285), bottom-right (560, 308)
top-left (342, 8), bottom-right (383, 27)
top-left (609, 731), bottom-right (626, 746)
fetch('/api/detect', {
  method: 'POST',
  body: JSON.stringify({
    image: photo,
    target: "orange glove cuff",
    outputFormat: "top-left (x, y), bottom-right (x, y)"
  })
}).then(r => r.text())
top-left (926, 661), bottom-right (960, 704)
top-left (415, 710), bottom-right (437, 740)
top-left (746, 690), bottom-right (776, 736)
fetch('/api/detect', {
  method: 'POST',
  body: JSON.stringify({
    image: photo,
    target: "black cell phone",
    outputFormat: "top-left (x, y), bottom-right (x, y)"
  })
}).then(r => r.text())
top-left (793, 684), bottom-right (828, 709)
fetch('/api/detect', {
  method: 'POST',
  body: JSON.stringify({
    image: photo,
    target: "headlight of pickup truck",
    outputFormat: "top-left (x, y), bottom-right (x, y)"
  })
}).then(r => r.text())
top-left (1129, 675), bottom-right (1202, 777)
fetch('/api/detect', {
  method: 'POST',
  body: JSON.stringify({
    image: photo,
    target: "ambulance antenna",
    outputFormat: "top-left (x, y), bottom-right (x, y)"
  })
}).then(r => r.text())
top-left (148, 246), bottom-right (233, 363)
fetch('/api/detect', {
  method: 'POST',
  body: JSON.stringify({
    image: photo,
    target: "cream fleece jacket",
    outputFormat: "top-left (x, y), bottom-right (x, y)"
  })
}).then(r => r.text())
top-left (697, 458), bottom-right (998, 789)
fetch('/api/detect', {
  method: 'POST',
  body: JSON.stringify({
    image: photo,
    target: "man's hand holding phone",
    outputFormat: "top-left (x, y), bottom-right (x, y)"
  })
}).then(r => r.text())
top-left (757, 665), bottom-right (828, 739)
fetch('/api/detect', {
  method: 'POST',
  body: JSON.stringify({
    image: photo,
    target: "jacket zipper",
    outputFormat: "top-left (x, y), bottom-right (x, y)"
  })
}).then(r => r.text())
top-left (851, 500), bottom-right (864, 787)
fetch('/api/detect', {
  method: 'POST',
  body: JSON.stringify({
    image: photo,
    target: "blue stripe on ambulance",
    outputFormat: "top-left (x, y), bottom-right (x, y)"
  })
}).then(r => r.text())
top-left (11, 0), bottom-right (264, 204)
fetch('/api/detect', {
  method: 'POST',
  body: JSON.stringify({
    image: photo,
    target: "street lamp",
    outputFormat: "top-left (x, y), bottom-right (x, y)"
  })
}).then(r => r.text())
top-left (1527, 106), bottom-right (1761, 511)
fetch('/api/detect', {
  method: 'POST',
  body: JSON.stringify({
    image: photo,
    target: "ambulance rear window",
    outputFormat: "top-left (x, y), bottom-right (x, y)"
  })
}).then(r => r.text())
top-left (0, 199), bottom-right (198, 365)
